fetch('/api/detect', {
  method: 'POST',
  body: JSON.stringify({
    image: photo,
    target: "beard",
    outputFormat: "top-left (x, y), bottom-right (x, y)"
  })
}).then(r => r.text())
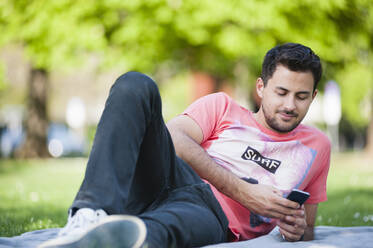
top-left (262, 105), bottom-right (302, 133)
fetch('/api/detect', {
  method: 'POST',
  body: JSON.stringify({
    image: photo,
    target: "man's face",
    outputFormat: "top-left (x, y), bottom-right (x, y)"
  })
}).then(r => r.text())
top-left (256, 65), bottom-right (317, 133)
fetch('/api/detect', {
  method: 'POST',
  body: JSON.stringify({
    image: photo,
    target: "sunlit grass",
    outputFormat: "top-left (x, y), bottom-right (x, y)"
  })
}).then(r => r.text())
top-left (316, 152), bottom-right (373, 226)
top-left (0, 158), bottom-right (86, 237)
top-left (0, 152), bottom-right (372, 237)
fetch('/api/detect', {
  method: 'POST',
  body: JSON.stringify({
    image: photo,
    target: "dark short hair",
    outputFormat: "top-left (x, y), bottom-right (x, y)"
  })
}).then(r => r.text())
top-left (261, 43), bottom-right (322, 91)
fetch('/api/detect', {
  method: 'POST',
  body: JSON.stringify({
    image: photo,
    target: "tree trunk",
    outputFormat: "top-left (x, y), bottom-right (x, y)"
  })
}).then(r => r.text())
top-left (15, 68), bottom-right (49, 158)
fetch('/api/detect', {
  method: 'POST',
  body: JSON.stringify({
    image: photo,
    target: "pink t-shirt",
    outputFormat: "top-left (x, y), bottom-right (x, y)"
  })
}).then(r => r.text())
top-left (183, 92), bottom-right (331, 241)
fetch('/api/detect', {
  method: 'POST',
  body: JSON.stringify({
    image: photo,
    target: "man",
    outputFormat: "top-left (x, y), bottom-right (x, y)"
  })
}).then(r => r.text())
top-left (40, 43), bottom-right (330, 248)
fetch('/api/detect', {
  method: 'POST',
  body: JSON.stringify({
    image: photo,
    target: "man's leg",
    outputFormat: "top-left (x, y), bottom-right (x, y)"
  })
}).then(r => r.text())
top-left (71, 71), bottom-right (177, 214)
top-left (141, 173), bottom-right (228, 247)
top-left (69, 72), bottom-right (228, 246)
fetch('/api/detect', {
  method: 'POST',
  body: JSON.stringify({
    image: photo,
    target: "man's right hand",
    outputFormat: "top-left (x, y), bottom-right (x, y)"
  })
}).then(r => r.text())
top-left (235, 181), bottom-right (303, 220)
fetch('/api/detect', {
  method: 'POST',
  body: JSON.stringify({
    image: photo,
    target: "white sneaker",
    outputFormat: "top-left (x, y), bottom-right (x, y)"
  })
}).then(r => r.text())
top-left (39, 208), bottom-right (147, 248)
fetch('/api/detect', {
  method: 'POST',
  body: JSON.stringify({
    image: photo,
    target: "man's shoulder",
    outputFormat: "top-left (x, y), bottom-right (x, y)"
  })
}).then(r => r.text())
top-left (199, 92), bottom-right (247, 112)
top-left (297, 124), bottom-right (331, 148)
top-left (203, 92), bottom-right (232, 102)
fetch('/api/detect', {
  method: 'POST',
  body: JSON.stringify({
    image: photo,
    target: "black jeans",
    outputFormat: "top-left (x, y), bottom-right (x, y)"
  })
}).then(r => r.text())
top-left (70, 72), bottom-right (228, 248)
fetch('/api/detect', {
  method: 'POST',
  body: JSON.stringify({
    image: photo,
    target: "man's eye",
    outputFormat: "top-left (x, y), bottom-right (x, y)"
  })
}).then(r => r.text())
top-left (297, 96), bottom-right (308, 100)
top-left (277, 92), bottom-right (286, 96)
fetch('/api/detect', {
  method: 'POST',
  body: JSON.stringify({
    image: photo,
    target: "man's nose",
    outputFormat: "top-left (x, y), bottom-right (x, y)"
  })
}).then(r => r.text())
top-left (283, 96), bottom-right (296, 111)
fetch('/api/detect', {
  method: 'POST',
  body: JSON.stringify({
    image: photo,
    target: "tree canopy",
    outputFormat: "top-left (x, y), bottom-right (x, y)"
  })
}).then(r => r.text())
top-left (1, 0), bottom-right (372, 126)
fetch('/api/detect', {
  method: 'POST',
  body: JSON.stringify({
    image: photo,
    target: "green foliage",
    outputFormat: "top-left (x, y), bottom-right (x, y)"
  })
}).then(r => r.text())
top-left (0, 0), bottom-right (372, 124)
top-left (0, 0), bottom-right (106, 70)
top-left (159, 73), bottom-right (189, 121)
top-left (0, 63), bottom-right (7, 92)
top-left (337, 64), bottom-right (372, 126)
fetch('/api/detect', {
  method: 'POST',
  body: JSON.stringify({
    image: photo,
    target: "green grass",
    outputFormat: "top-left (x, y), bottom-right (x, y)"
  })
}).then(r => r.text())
top-left (0, 152), bottom-right (372, 237)
top-left (0, 158), bottom-right (86, 237)
top-left (316, 152), bottom-right (373, 226)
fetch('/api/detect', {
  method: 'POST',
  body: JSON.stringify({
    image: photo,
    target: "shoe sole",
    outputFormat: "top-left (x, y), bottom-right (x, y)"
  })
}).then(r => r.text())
top-left (39, 215), bottom-right (147, 248)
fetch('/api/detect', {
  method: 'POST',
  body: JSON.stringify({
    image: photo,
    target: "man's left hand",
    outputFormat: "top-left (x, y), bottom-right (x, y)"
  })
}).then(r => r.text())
top-left (278, 205), bottom-right (307, 242)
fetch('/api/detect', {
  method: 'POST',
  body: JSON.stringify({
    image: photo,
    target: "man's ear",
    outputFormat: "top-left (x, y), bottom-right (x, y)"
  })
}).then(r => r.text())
top-left (312, 89), bottom-right (318, 100)
top-left (256, 78), bottom-right (265, 99)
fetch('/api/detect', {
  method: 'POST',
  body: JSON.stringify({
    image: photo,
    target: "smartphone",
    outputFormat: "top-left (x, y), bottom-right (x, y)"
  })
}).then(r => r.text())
top-left (286, 189), bottom-right (310, 206)
top-left (241, 177), bottom-right (258, 184)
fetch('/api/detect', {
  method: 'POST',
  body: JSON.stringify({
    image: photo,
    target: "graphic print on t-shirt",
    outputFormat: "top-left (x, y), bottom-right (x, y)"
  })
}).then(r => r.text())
top-left (206, 124), bottom-right (316, 194)
top-left (241, 146), bottom-right (282, 174)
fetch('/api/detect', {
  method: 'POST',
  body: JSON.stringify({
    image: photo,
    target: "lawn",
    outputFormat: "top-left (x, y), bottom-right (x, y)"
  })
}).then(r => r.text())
top-left (0, 159), bottom-right (85, 237)
top-left (0, 152), bottom-right (372, 237)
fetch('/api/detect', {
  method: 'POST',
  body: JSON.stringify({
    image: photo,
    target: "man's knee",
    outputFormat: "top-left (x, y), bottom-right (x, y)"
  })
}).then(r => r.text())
top-left (113, 71), bottom-right (159, 99)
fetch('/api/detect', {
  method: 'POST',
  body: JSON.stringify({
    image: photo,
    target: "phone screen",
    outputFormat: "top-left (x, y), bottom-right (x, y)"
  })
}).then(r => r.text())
top-left (286, 189), bottom-right (310, 205)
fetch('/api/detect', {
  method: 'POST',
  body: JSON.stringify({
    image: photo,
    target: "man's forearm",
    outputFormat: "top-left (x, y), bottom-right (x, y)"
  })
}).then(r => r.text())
top-left (169, 129), bottom-right (245, 199)
top-left (303, 204), bottom-right (318, 241)
top-left (303, 226), bottom-right (314, 241)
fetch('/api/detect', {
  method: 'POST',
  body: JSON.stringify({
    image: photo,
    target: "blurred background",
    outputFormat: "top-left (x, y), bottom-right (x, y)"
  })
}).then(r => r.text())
top-left (0, 0), bottom-right (373, 237)
top-left (0, 0), bottom-right (372, 158)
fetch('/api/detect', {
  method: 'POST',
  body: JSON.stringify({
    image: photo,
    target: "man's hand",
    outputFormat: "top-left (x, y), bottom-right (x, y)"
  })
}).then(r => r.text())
top-left (235, 181), bottom-right (303, 220)
top-left (278, 205), bottom-right (307, 242)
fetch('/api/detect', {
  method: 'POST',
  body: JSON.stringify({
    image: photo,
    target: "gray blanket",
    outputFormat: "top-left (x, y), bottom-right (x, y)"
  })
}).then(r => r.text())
top-left (1, 226), bottom-right (372, 248)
